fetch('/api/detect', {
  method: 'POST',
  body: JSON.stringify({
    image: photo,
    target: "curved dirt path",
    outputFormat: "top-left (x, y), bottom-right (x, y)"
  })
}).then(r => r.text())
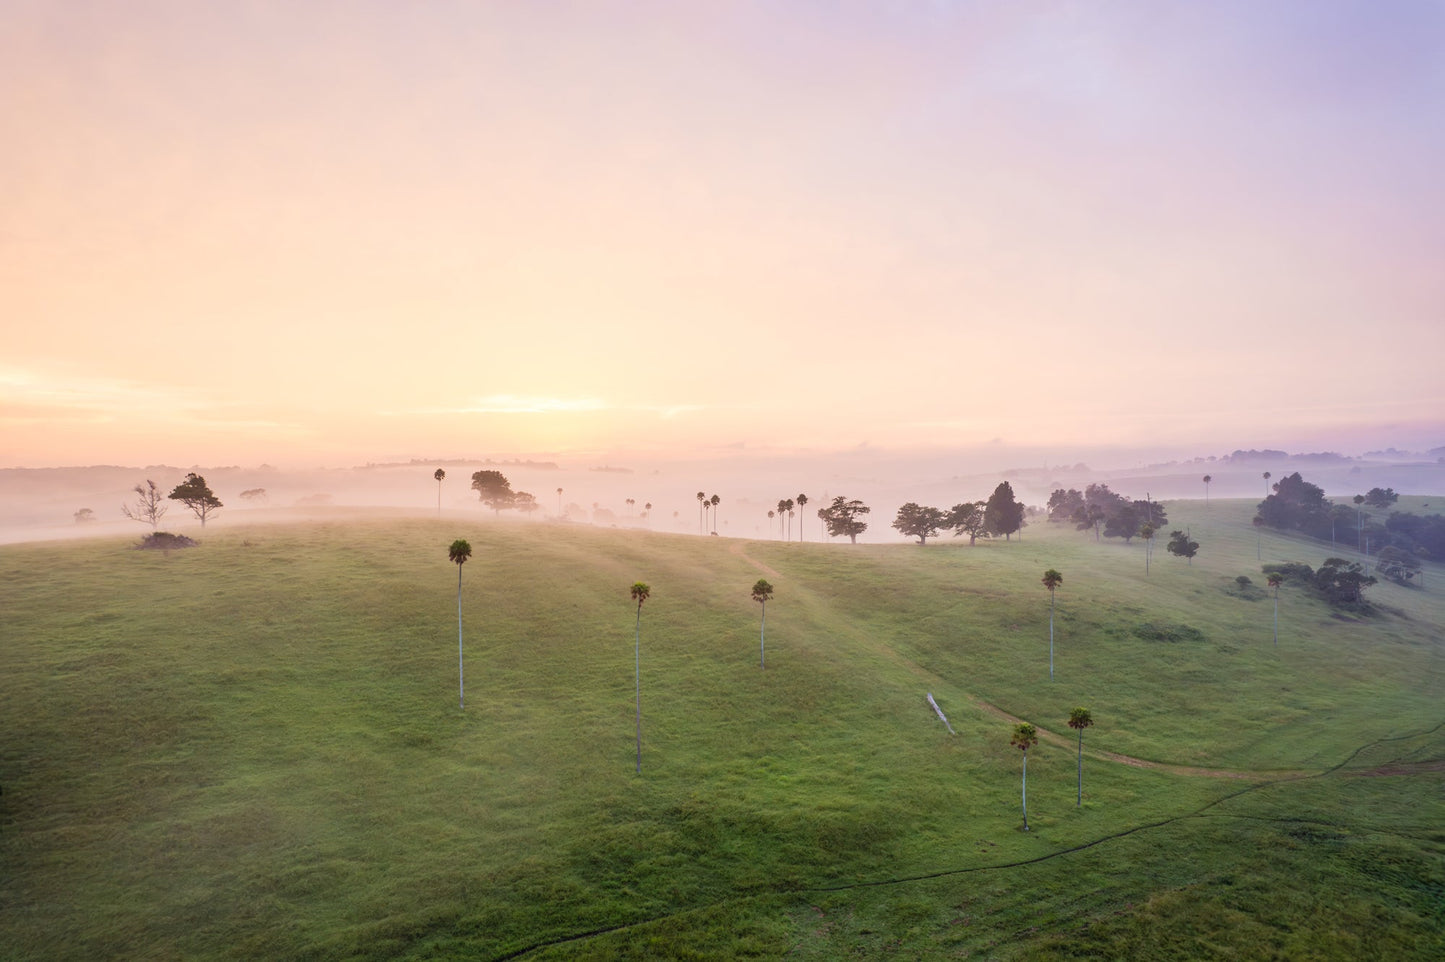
top-left (729, 542), bottom-right (1319, 782)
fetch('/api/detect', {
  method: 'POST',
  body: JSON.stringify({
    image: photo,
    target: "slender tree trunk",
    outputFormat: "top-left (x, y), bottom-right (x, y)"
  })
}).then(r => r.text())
top-left (457, 565), bottom-right (464, 710)
top-left (1021, 752), bottom-right (1029, 831)
top-left (1049, 592), bottom-right (1055, 680)
top-left (760, 603), bottom-right (766, 669)
top-left (635, 605), bottom-right (642, 773)
top-left (1076, 729), bottom-right (1084, 806)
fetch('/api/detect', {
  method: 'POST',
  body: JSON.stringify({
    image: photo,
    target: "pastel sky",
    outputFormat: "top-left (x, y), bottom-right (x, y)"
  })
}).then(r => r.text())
top-left (3, 1), bottom-right (1443, 469)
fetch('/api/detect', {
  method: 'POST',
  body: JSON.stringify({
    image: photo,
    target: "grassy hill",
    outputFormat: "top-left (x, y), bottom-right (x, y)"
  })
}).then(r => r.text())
top-left (1, 501), bottom-right (1441, 960)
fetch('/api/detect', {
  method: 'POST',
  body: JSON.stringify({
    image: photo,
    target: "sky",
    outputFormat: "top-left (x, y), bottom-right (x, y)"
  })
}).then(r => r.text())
top-left (3, 1), bottom-right (1443, 470)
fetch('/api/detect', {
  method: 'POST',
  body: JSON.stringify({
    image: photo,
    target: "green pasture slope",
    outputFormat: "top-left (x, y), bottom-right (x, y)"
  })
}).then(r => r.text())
top-left (1, 500), bottom-right (1441, 960)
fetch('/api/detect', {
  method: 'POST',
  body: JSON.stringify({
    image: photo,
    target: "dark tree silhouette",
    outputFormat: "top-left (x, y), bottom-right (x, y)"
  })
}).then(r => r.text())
top-left (822, 496), bottom-right (870, 543)
top-left (448, 539), bottom-right (472, 709)
top-left (1203, 474), bottom-right (1212, 505)
top-left (434, 469), bottom-right (446, 517)
top-left (751, 579), bottom-right (774, 668)
top-left (1067, 707), bottom-right (1094, 807)
top-left (168, 473), bottom-right (222, 527)
top-left (984, 481), bottom-right (1025, 541)
top-left (471, 470), bottom-right (514, 515)
top-left (946, 501), bottom-right (989, 545)
top-left (697, 492), bottom-right (706, 533)
top-left (709, 494), bottom-right (720, 534)
top-left (795, 493), bottom-right (808, 541)
top-left (1167, 529), bottom-right (1199, 565)
top-left (892, 503), bottom-right (946, 544)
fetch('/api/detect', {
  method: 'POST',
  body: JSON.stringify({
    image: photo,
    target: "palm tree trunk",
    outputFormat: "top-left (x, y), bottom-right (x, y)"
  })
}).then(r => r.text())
top-left (1049, 592), bottom-right (1055, 681)
top-left (457, 565), bottom-right (465, 710)
top-left (760, 603), bottom-right (766, 669)
top-left (1076, 729), bottom-right (1084, 806)
top-left (635, 606), bottom-right (643, 773)
top-left (1022, 752), bottom-right (1029, 831)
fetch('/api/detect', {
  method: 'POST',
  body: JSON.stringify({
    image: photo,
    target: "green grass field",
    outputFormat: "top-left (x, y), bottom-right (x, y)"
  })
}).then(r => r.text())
top-left (2, 500), bottom-right (1441, 960)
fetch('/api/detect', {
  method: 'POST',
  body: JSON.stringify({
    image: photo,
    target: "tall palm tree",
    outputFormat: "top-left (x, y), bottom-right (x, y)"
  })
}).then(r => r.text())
top-left (1268, 572), bottom-right (1284, 646)
top-left (448, 539), bottom-right (472, 709)
top-left (1202, 474), bottom-right (1212, 506)
top-left (1263, 470), bottom-right (1272, 497)
top-left (767, 509), bottom-right (775, 535)
top-left (434, 469), bottom-right (446, 518)
top-left (630, 581), bottom-right (650, 773)
top-left (751, 579), bottom-right (774, 668)
top-left (1067, 707), bottom-right (1094, 806)
top-left (1011, 722), bottom-right (1038, 831)
top-left (557, 487), bottom-right (563, 516)
top-left (782, 498), bottom-right (795, 540)
top-left (709, 494), bottom-right (720, 533)
top-left (796, 493), bottom-right (808, 542)
top-left (697, 492), bottom-right (706, 533)
top-left (1042, 569), bottom-right (1063, 680)
top-left (776, 499), bottom-right (788, 538)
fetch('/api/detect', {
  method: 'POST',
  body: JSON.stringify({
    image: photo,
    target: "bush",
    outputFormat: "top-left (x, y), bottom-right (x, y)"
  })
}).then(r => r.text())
top-left (136, 532), bottom-right (198, 551)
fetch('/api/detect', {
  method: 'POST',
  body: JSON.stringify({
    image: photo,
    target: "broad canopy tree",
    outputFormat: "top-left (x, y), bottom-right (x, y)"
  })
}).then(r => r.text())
top-left (1167, 529), bottom-right (1200, 564)
top-left (946, 501), bottom-right (989, 545)
top-left (822, 496), bottom-right (871, 543)
top-left (892, 503), bottom-right (947, 544)
top-left (471, 470), bottom-right (514, 514)
top-left (168, 473), bottom-right (222, 527)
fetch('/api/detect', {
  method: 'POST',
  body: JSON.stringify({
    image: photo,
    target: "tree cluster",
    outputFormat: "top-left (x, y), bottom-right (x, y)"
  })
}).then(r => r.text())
top-left (1047, 483), bottom-right (1166, 544)
top-left (1262, 559), bottom-right (1377, 609)
top-left (889, 483), bottom-right (1025, 546)
top-left (470, 470), bottom-right (539, 517)
top-left (1254, 472), bottom-right (1444, 560)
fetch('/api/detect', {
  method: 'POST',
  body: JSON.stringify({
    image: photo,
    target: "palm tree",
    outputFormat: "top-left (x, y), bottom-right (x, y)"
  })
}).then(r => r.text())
top-left (434, 469), bottom-right (446, 518)
top-left (1268, 572), bottom-right (1284, 646)
top-left (1067, 707), bottom-right (1094, 806)
top-left (1202, 474), bottom-right (1212, 506)
top-left (796, 494), bottom-right (808, 542)
top-left (1263, 470), bottom-right (1272, 497)
top-left (786, 499), bottom-right (795, 541)
top-left (1140, 523), bottom-right (1155, 575)
top-left (751, 579), bottom-right (774, 668)
top-left (709, 494), bottom-right (720, 533)
top-left (448, 539), bottom-right (472, 709)
top-left (630, 581), bottom-right (651, 773)
top-left (697, 492), bottom-right (706, 533)
top-left (1042, 569), bottom-right (1062, 680)
top-left (1011, 722), bottom-right (1038, 831)
top-left (776, 499), bottom-right (788, 538)
top-left (767, 509), bottom-right (775, 535)
top-left (557, 487), bottom-right (563, 516)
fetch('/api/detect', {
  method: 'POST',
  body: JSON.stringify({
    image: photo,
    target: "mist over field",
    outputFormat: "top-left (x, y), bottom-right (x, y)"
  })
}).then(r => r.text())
top-left (6, 441), bottom-right (1442, 546)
